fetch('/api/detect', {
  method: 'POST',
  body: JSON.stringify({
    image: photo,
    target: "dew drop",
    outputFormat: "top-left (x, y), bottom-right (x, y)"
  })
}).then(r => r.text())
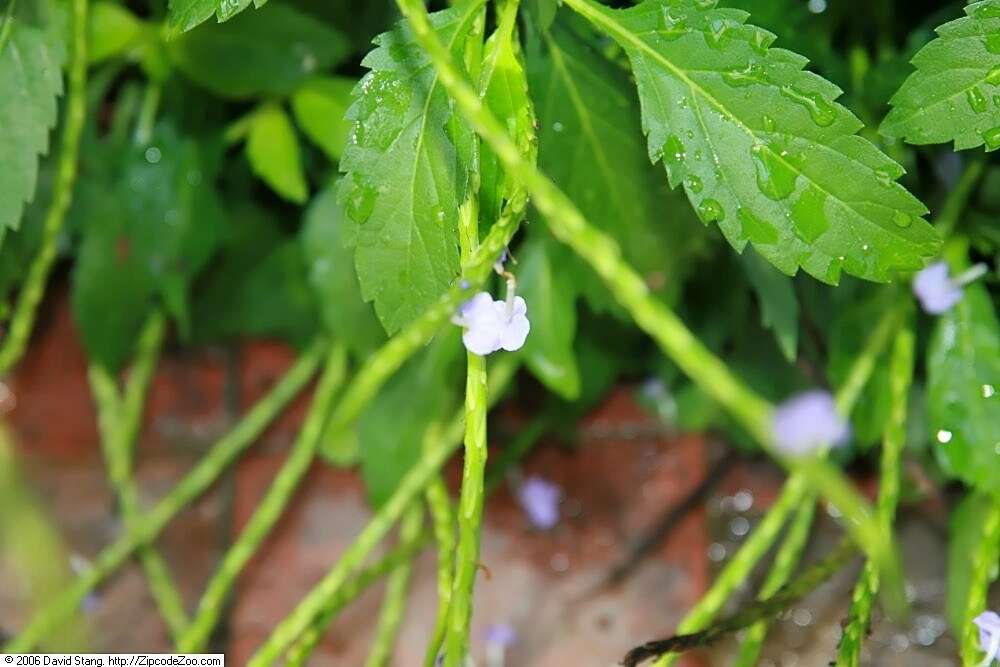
top-left (936, 429), bottom-right (953, 444)
top-left (435, 208), bottom-right (446, 225)
top-left (751, 143), bottom-right (797, 200)
top-left (966, 86), bottom-right (988, 113)
top-left (552, 121), bottom-right (564, 133)
top-left (722, 64), bottom-right (768, 88)
top-left (873, 166), bottom-right (893, 185)
top-left (705, 19), bottom-right (732, 50)
top-left (762, 115), bottom-right (776, 133)
top-left (346, 181), bottom-right (377, 224)
top-left (737, 207), bottom-right (778, 244)
top-left (750, 29), bottom-right (772, 55)
top-left (985, 34), bottom-right (1000, 55)
top-left (789, 185), bottom-right (828, 243)
top-left (664, 134), bottom-right (686, 165)
top-left (984, 384), bottom-right (996, 399)
top-left (779, 85), bottom-right (836, 127)
top-left (698, 198), bottom-right (725, 224)
top-left (987, 66), bottom-right (1000, 87)
top-left (144, 147), bottom-right (162, 164)
top-left (684, 174), bottom-right (704, 193)
top-left (892, 210), bottom-right (913, 228)
top-left (983, 126), bottom-right (1000, 152)
top-left (660, 9), bottom-right (688, 41)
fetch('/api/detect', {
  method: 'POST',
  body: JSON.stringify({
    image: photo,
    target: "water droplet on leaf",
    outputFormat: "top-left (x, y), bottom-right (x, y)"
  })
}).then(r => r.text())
top-left (762, 115), bottom-right (776, 132)
top-left (984, 34), bottom-right (1000, 55)
top-left (346, 181), bottom-right (377, 224)
top-left (684, 175), bottom-right (704, 193)
top-left (722, 64), bottom-right (768, 88)
top-left (892, 210), bottom-right (913, 228)
top-left (751, 143), bottom-right (797, 200)
top-left (664, 134), bottom-right (686, 165)
top-left (983, 126), bottom-right (1000, 151)
top-left (779, 85), bottom-right (836, 127)
top-left (698, 199), bottom-right (725, 224)
top-left (966, 86), bottom-right (988, 113)
top-left (789, 185), bottom-right (828, 242)
top-left (705, 20), bottom-right (732, 50)
top-left (737, 207), bottom-right (778, 244)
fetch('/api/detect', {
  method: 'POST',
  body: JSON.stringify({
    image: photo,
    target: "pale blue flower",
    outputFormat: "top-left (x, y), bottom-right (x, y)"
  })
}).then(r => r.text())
top-left (771, 390), bottom-right (849, 455)
top-left (517, 476), bottom-right (560, 529)
top-left (483, 623), bottom-right (517, 647)
top-left (913, 262), bottom-right (963, 314)
top-left (974, 611), bottom-right (1000, 666)
top-left (454, 292), bottom-right (530, 356)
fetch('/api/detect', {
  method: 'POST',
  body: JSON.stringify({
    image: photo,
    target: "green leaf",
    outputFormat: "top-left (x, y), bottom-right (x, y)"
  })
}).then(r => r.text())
top-left (946, 493), bottom-right (1000, 636)
top-left (246, 104), bottom-right (308, 204)
top-left (0, 3), bottom-right (64, 241)
top-left (518, 236), bottom-right (580, 400)
top-left (524, 0), bottom-right (559, 32)
top-left (166, 3), bottom-right (349, 99)
top-left (359, 329), bottom-right (462, 507)
top-left (567, 0), bottom-right (940, 284)
top-left (88, 2), bottom-right (146, 64)
top-left (301, 181), bottom-right (386, 360)
top-left (479, 0), bottom-right (536, 225)
top-left (191, 207), bottom-right (318, 346)
top-left (881, 1), bottom-right (1000, 151)
top-left (291, 77), bottom-right (355, 161)
top-left (167, 0), bottom-right (272, 34)
top-left (739, 245), bottom-right (798, 361)
top-left (341, 6), bottom-right (481, 334)
top-left (927, 276), bottom-right (1000, 496)
top-left (72, 125), bottom-right (225, 370)
top-left (526, 17), bottom-right (703, 313)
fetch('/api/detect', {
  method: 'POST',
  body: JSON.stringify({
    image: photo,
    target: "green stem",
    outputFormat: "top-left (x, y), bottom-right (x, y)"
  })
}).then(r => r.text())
top-left (837, 318), bottom-right (914, 667)
top-left (623, 538), bottom-right (858, 667)
top-left (424, 430), bottom-right (458, 667)
top-left (134, 81), bottom-right (162, 146)
top-left (365, 505), bottom-right (424, 667)
top-left (0, 0), bottom-right (88, 376)
top-left (88, 313), bottom-right (189, 640)
top-left (733, 499), bottom-right (817, 667)
top-left (178, 344), bottom-right (348, 651)
top-left (0, 423), bottom-right (87, 650)
top-left (393, 0), bottom-right (901, 636)
top-left (285, 532), bottom-right (434, 667)
top-left (245, 356), bottom-right (519, 667)
top-left (962, 501), bottom-right (1000, 666)
top-left (4, 340), bottom-right (326, 652)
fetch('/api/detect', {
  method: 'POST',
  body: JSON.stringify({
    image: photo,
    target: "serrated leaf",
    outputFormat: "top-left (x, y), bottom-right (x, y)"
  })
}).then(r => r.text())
top-left (359, 329), bottom-right (462, 507)
top-left (166, 3), bottom-right (349, 99)
top-left (246, 104), bottom-right (308, 204)
top-left (72, 125), bottom-right (225, 370)
top-left (881, 1), bottom-right (1000, 151)
top-left (167, 0), bottom-right (270, 33)
top-left (88, 2), bottom-right (146, 64)
top-left (570, 0), bottom-right (939, 284)
top-left (518, 236), bottom-right (580, 400)
top-left (291, 77), bottom-right (355, 161)
top-left (738, 245), bottom-right (798, 361)
top-left (0, 7), bottom-right (64, 242)
top-left (301, 181), bottom-right (385, 360)
top-left (341, 6), bottom-right (481, 334)
top-left (927, 274), bottom-right (1000, 497)
top-left (479, 0), bottom-right (536, 225)
top-left (527, 17), bottom-right (704, 313)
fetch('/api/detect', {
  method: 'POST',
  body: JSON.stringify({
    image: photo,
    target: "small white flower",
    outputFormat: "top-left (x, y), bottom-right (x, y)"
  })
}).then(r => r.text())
top-left (771, 390), bottom-right (849, 455)
top-left (453, 292), bottom-right (530, 356)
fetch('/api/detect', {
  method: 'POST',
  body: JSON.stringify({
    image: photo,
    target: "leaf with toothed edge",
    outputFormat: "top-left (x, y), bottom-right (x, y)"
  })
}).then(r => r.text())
top-left (340, 5), bottom-right (481, 335)
top-left (566, 0), bottom-right (940, 285)
top-left (881, 0), bottom-right (1000, 152)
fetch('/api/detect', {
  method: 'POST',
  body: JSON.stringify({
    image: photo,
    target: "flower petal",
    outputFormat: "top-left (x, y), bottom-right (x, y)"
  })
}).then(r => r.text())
top-left (463, 326), bottom-right (501, 356)
top-left (500, 312), bottom-right (530, 351)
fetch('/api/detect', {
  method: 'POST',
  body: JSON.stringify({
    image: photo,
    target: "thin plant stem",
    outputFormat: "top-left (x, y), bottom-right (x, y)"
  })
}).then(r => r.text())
top-left (962, 501), bottom-right (1000, 666)
top-left (733, 499), bottom-right (817, 667)
top-left (365, 505), bottom-right (424, 667)
top-left (88, 313), bottom-right (189, 640)
top-left (392, 0), bottom-right (902, 635)
top-left (445, 190), bottom-right (488, 665)
top-left (4, 340), bottom-right (326, 652)
top-left (134, 82), bottom-right (162, 146)
top-left (935, 156), bottom-right (986, 237)
top-left (836, 318), bottom-right (914, 666)
top-left (0, 424), bottom-right (87, 650)
top-left (424, 428), bottom-right (458, 667)
top-left (245, 356), bottom-right (519, 667)
top-left (178, 344), bottom-right (348, 651)
top-left (622, 538), bottom-right (859, 667)
top-left (0, 0), bottom-right (88, 375)
top-left (284, 532), bottom-right (434, 667)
